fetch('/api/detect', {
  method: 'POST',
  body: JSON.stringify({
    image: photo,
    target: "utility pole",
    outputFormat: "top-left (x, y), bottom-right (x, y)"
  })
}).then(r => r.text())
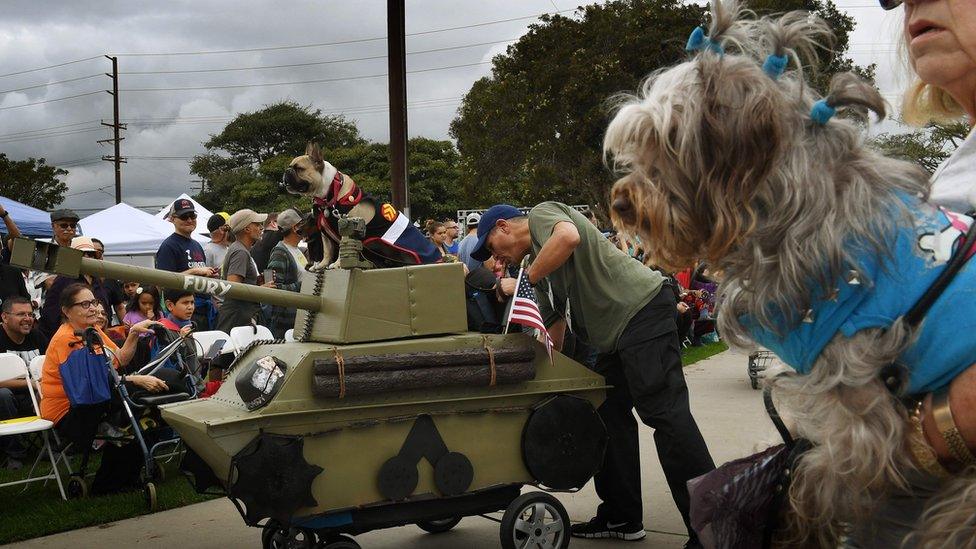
top-left (387, 0), bottom-right (409, 216)
top-left (99, 55), bottom-right (126, 204)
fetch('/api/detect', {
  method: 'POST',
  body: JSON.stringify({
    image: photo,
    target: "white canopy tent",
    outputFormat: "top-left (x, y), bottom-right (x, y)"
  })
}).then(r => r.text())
top-left (79, 202), bottom-right (207, 268)
top-left (155, 193), bottom-right (217, 242)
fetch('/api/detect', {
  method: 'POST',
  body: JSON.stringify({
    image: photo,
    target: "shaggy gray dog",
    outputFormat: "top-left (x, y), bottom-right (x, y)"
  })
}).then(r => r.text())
top-left (604, 1), bottom-right (976, 546)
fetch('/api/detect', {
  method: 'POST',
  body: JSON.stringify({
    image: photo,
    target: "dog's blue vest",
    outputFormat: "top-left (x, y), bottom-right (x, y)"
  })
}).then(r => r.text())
top-left (745, 195), bottom-right (976, 393)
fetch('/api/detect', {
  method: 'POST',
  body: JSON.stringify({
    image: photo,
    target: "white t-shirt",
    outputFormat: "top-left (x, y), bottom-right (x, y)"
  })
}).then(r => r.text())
top-left (930, 126), bottom-right (976, 212)
top-left (284, 242), bottom-right (308, 282)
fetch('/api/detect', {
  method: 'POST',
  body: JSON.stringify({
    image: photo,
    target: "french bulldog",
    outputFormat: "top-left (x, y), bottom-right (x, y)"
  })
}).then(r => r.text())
top-left (282, 143), bottom-right (441, 270)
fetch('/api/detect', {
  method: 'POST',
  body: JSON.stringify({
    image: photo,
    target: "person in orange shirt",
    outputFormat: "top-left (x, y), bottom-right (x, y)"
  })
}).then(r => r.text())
top-left (41, 282), bottom-right (168, 494)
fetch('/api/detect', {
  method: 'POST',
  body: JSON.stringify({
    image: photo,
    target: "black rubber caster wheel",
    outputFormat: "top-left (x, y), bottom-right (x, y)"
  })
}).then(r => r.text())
top-left (321, 534), bottom-right (360, 548)
top-left (263, 524), bottom-right (315, 549)
top-left (416, 516), bottom-right (462, 534)
top-left (66, 476), bottom-right (89, 499)
top-left (499, 491), bottom-right (569, 549)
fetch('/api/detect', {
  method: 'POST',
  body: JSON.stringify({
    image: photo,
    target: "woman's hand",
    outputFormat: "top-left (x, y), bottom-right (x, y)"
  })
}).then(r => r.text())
top-left (921, 363), bottom-right (976, 464)
top-left (128, 375), bottom-right (168, 393)
top-left (128, 319), bottom-right (159, 336)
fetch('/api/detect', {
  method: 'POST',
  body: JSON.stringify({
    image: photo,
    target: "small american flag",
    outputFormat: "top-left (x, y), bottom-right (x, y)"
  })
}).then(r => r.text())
top-left (505, 268), bottom-right (554, 363)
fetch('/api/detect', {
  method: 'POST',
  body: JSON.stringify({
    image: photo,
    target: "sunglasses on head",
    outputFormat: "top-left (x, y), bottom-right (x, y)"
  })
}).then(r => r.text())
top-left (177, 212), bottom-right (197, 221)
top-left (879, 0), bottom-right (902, 10)
top-left (56, 222), bottom-right (77, 229)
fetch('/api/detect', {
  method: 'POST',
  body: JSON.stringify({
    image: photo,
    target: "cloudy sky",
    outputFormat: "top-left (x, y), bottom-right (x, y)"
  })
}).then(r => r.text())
top-left (0, 0), bottom-right (904, 215)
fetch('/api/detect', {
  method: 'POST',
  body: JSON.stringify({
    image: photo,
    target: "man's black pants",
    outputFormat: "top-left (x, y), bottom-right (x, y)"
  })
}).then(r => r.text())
top-left (592, 287), bottom-right (715, 538)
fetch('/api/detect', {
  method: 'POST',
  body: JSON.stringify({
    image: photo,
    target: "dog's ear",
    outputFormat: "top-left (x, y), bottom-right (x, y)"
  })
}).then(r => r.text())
top-left (305, 142), bottom-right (324, 168)
top-left (692, 56), bottom-right (786, 262)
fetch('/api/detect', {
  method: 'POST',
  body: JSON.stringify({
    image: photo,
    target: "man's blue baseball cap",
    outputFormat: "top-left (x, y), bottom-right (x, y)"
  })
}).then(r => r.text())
top-left (470, 204), bottom-right (523, 262)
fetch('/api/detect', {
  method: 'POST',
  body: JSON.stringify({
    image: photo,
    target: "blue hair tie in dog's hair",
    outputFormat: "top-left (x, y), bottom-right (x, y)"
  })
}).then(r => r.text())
top-left (686, 26), bottom-right (724, 55)
top-left (810, 99), bottom-right (836, 125)
top-left (762, 53), bottom-right (789, 79)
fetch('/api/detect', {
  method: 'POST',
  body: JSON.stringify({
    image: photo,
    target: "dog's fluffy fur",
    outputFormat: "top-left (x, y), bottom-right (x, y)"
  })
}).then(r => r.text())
top-left (604, 1), bottom-right (976, 546)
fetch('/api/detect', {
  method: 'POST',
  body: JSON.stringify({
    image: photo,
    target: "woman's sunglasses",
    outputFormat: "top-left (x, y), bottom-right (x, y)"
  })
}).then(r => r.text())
top-left (879, 0), bottom-right (903, 10)
top-left (177, 213), bottom-right (198, 221)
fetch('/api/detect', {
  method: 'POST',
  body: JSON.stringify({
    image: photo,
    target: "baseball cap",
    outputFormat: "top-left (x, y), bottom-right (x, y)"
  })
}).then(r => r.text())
top-left (171, 198), bottom-right (195, 217)
top-left (470, 204), bottom-right (523, 262)
top-left (277, 208), bottom-right (304, 232)
top-left (206, 213), bottom-right (227, 233)
top-left (50, 209), bottom-right (80, 222)
top-left (70, 236), bottom-right (97, 252)
top-left (228, 209), bottom-right (269, 233)
top-left (465, 212), bottom-right (481, 227)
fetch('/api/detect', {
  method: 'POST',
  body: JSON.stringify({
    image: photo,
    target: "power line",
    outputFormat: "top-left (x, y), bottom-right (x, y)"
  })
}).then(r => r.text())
top-left (0, 73), bottom-right (102, 95)
top-left (2, 96), bottom-right (463, 142)
top-left (122, 61), bottom-right (489, 92)
top-left (0, 56), bottom-right (102, 79)
top-left (0, 119), bottom-right (100, 139)
top-left (0, 90), bottom-right (104, 112)
top-left (0, 126), bottom-right (105, 145)
top-left (111, 10), bottom-right (572, 57)
top-left (119, 38), bottom-right (517, 76)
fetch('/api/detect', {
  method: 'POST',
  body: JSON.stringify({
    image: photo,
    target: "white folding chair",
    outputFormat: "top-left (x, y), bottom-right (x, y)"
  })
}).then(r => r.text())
top-left (283, 329), bottom-right (295, 342)
top-left (28, 355), bottom-right (44, 385)
top-left (229, 325), bottom-right (274, 355)
top-left (0, 353), bottom-right (68, 500)
top-left (191, 330), bottom-right (235, 357)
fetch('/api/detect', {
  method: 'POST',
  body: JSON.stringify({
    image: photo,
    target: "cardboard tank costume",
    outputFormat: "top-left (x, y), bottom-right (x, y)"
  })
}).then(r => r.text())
top-left (11, 218), bottom-right (608, 549)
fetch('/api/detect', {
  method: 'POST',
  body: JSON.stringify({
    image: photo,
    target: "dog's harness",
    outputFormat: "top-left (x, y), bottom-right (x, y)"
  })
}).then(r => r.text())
top-left (313, 171), bottom-right (362, 212)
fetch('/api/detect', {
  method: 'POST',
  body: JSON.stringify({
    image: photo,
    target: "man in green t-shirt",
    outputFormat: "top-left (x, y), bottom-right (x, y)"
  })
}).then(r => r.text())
top-left (472, 203), bottom-right (714, 547)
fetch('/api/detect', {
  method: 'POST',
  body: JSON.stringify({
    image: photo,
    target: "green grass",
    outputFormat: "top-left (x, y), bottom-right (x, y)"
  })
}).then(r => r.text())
top-left (681, 340), bottom-right (729, 366)
top-left (0, 451), bottom-right (216, 544)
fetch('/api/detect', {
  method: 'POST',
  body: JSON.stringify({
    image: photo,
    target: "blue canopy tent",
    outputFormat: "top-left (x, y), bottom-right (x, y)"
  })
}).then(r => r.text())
top-left (0, 196), bottom-right (53, 238)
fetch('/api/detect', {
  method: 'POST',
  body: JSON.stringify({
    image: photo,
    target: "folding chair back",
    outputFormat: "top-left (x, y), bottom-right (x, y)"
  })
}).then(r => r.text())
top-left (229, 325), bottom-right (274, 354)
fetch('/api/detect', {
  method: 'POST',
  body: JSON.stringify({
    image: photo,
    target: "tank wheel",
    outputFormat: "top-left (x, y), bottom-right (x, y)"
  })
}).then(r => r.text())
top-left (320, 534), bottom-right (360, 549)
top-left (499, 491), bottom-right (569, 549)
top-left (144, 482), bottom-right (158, 511)
top-left (66, 475), bottom-right (89, 499)
top-left (416, 516), bottom-right (462, 534)
top-left (263, 525), bottom-right (315, 549)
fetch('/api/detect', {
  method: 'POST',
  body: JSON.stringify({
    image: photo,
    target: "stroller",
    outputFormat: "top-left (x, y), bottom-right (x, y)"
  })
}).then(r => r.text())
top-left (64, 326), bottom-right (203, 509)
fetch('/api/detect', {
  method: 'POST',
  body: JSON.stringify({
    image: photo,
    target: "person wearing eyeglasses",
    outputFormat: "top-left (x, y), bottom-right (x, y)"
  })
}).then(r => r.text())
top-left (38, 237), bottom-right (115, 339)
top-left (40, 282), bottom-right (169, 494)
top-left (0, 296), bottom-right (47, 469)
top-left (155, 198), bottom-right (218, 330)
top-left (25, 208), bottom-right (80, 302)
top-left (49, 209), bottom-right (78, 248)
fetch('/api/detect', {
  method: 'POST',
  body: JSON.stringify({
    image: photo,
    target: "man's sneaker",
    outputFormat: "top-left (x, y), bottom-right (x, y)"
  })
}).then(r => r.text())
top-left (570, 516), bottom-right (646, 541)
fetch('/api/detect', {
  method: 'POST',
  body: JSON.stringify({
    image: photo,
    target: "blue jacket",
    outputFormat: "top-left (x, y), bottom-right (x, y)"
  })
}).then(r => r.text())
top-left (746, 195), bottom-right (976, 394)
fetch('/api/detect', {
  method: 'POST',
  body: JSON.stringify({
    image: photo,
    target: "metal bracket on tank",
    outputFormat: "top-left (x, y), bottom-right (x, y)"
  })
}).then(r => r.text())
top-left (337, 217), bottom-right (375, 270)
top-left (296, 269), bottom-right (325, 342)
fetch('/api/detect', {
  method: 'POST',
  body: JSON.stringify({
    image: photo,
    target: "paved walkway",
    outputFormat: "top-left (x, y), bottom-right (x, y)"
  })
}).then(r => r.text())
top-left (10, 349), bottom-right (775, 548)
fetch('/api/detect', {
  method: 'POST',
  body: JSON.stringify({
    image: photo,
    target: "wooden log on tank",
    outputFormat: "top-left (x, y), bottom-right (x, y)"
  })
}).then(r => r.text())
top-left (312, 343), bottom-right (536, 375)
top-left (312, 361), bottom-right (536, 398)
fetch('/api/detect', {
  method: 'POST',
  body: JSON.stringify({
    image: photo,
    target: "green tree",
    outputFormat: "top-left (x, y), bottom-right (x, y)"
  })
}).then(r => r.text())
top-left (872, 121), bottom-right (969, 174)
top-left (191, 102), bottom-right (366, 213)
top-left (203, 101), bottom-right (364, 167)
top-left (0, 154), bottom-right (68, 210)
top-left (450, 0), bottom-right (869, 214)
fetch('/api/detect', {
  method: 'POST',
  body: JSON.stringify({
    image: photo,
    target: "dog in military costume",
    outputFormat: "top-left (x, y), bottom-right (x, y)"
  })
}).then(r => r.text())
top-left (282, 143), bottom-right (442, 270)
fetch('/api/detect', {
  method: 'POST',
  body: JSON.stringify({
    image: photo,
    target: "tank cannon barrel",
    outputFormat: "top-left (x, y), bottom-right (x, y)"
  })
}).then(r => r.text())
top-left (9, 237), bottom-right (323, 312)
